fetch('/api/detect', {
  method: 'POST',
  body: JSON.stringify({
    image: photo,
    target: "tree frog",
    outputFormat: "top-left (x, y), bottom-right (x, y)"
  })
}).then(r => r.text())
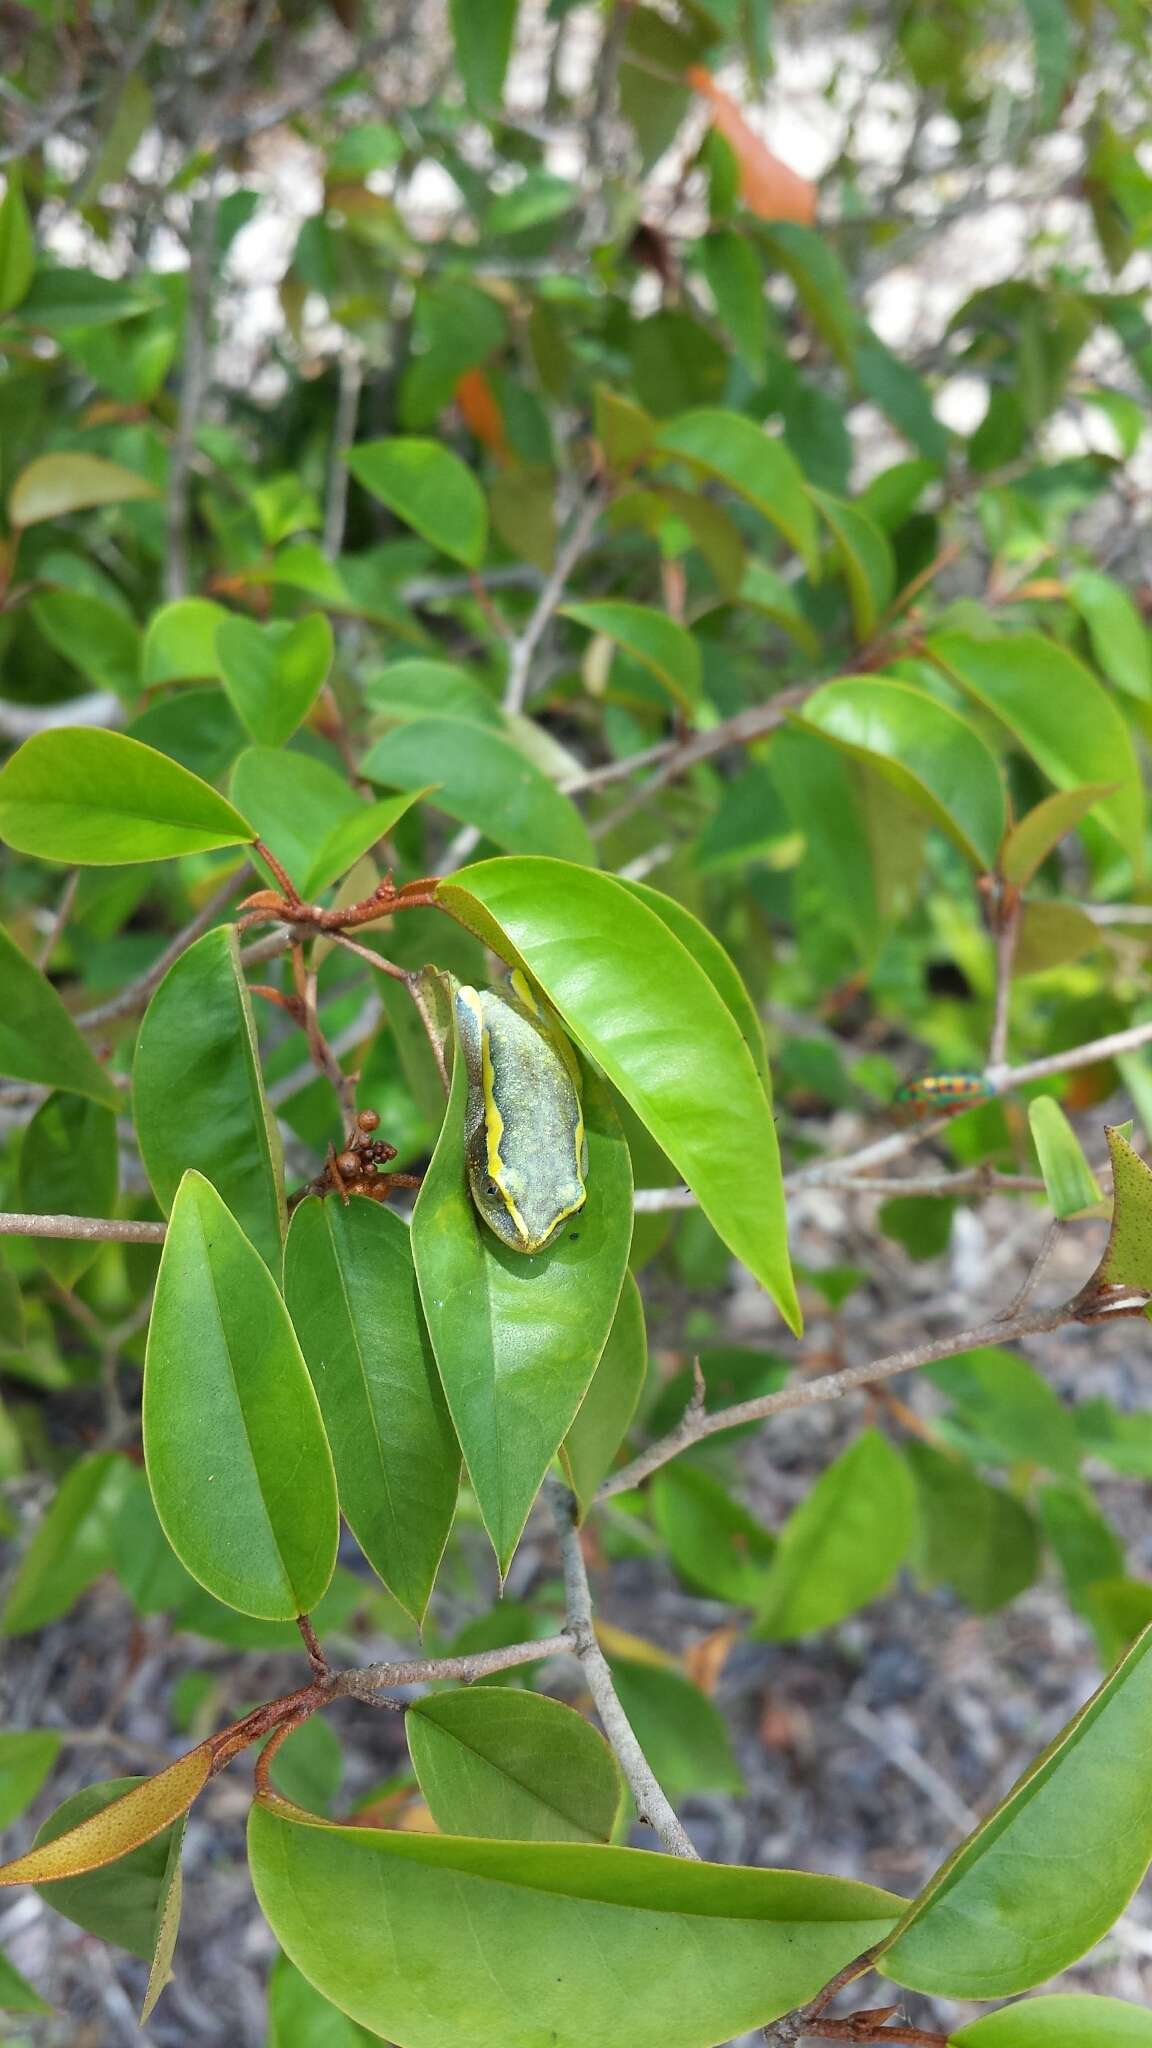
top-left (455, 970), bottom-right (588, 1254)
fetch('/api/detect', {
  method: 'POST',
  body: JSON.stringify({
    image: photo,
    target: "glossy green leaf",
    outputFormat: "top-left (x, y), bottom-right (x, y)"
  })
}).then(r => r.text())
top-left (301, 789), bottom-right (430, 897)
top-left (930, 632), bottom-right (1145, 871)
top-left (883, 1620), bottom-right (1152, 1996)
top-left (134, 924), bottom-right (285, 1270)
top-left (906, 1441), bottom-right (1039, 1614)
top-left (284, 1197), bottom-right (459, 1624)
top-left (0, 1451), bottom-right (133, 1636)
top-left (450, 0), bottom-right (517, 108)
top-left (17, 1091), bottom-right (118, 1287)
top-left (407, 1689), bottom-right (621, 1843)
top-left (0, 1732), bottom-right (62, 1831)
top-left (0, 171), bottom-right (35, 315)
top-left (755, 1430), bottom-right (915, 1639)
top-left (412, 1055), bottom-right (632, 1571)
top-left (142, 598), bottom-right (229, 685)
top-left (618, 877), bottom-right (768, 1081)
top-left (361, 718), bottom-right (595, 864)
top-left (928, 1347), bottom-right (1081, 1476)
top-left (0, 728), bottom-right (253, 865)
top-left (1000, 783), bottom-right (1119, 887)
top-left (249, 1798), bottom-right (901, 2048)
top-left (652, 1465), bottom-right (776, 1604)
top-left (267, 1954), bottom-right (381, 2047)
top-left (230, 745), bottom-right (361, 889)
top-left (1028, 1097), bottom-right (1103, 1218)
top-left (31, 588), bottom-right (141, 700)
top-left (810, 490), bottom-right (895, 641)
top-left (8, 452), bottom-right (158, 529)
top-left (560, 601), bottom-right (701, 712)
top-left (347, 438), bottom-right (487, 567)
top-left (143, 1172), bottom-right (338, 1620)
top-left (952, 1995), bottom-right (1152, 2046)
top-left (128, 686), bottom-right (247, 783)
top-left (0, 924), bottom-right (119, 1108)
top-left (216, 613), bottom-right (333, 748)
top-left (802, 677), bottom-right (1005, 869)
top-left (561, 1272), bottom-right (647, 1515)
top-left (651, 408), bottom-right (819, 573)
top-left (439, 859), bottom-right (799, 1330)
top-left (1067, 569), bottom-right (1152, 701)
top-left (366, 658), bottom-right (504, 729)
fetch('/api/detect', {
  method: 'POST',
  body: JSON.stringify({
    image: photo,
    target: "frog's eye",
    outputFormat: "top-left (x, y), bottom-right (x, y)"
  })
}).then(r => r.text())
top-left (484, 1177), bottom-right (500, 1199)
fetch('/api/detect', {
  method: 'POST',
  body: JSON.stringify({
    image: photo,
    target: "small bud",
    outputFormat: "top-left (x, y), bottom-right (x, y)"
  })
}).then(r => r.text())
top-left (357, 1109), bottom-right (381, 1132)
top-left (336, 1151), bottom-right (359, 1179)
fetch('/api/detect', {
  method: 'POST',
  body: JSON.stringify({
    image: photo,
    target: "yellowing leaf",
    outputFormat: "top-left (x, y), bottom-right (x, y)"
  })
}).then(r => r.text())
top-left (9, 452), bottom-right (159, 529)
top-left (0, 1748), bottom-right (210, 1888)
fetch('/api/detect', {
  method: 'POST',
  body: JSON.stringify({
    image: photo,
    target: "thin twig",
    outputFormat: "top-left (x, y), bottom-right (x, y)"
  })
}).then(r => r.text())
top-left (0, 1214), bottom-right (167, 1244)
top-left (165, 174), bottom-right (221, 600)
top-left (503, 488), bottom-right (604, 714)
top-left (596, 1302), bottom-right (1075, 1499)
top-left (324, 345), bottom-right (364, 559)
top-left (551, 1483), bottom-right (699, 1858)
top-left (987, 896), bottom-right (1020, 1070)
top-left (330, 1635), bottom-right (572, 1702)
top-left (991, 1016), bottom-right (1152, 1088)
top-left (589, 687), bottom-right (815, 837)
top-left (632, 1166), bottom-right (1049, 1212)
top-left (36, 870), bottom-right (79, 969)
top-left (75, 871), bottom-right (248, 1032)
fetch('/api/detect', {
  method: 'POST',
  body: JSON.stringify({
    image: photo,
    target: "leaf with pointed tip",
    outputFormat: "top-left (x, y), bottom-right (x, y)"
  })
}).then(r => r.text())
top-left (438, 859), bottom-right (798, 1330)
top-left (755, 1430), bottom-right (915, 1639)
top-left (248, 1798), bottom-right (902, 2048)
top-left (302, 789), bottom-right (431, 896)
top-left (0, 1752), bottom-right (209, 1892)
top-left (0, 729), bottom-right (253, 865)
top-left (284, 1197), bottom-right (459, 1624)
top-left (0, 925), bottom-right (120, 1109)
top-left (216, 612), bottom-right (333, 747)
top-left (1067, 568), bottom-right (1152, 701)
top-left (1028, 1098), bottom-right (1103, 1220)
top-left (651, 408), bottom-right (818, 572)
top-left (347, 438), bottom-right (487, 567)
top-left (412, 1053), bottom-right (632, 1573)
top-left (134, 924), bottom-right (285, 1270)
top-left (361, 718), bottom-right (596, 864)
top-left (143, 1173), bottom-right (338, 1620)
top-left (560, 601), bottom-right (701, 712)
top-left (652, 1465), bottom-right (776, 1605)
top-left (139, 1814), bottom-right (186, 2022)
top-left (1076, 1125), bottom-right (1152, 1303)
top-left (882, 1621), bottom-right (1152, 1997)
top-left (230, 745), bottom-right (361, 890)
top-left (407, 1688), bottom-right (622, 1843)
top-left (9, 452), bottom-right (158, 528)
top-left (1001, 784), bottom-right (1120, 887)
top-left (561, 1273), bottom-right (647, 1516)
top-left (810, 490), bottom-right (895, 641)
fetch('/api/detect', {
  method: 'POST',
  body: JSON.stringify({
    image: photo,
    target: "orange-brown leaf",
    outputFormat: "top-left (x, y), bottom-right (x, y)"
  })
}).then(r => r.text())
top-left (686, 67), bottom-right (817, 225)
top-left (0, 1746), bottom-right (211, 1888)
top-left (455, 368), bottom-right (509, 463)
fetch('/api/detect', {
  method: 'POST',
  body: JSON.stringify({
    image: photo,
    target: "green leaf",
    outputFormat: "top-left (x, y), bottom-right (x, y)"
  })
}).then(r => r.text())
top-left (347, 438), bottom-right (488, 567)
top-left (854, 334), bottom-right (947, 461)
top-left (139, 1812), bottom-right (185, 2023)
top-left (485, 173), bottom-right (577, 237)
top-left (284, 1197), bottom-right (459, 1624)
top-left (1067, 569), bottom-right (1152, 701)
top-left (952, 1995), bottom-right (1152, 2046)
top-left (928, 1347), bottom-right (1081, 1476)
top-left (600, 1661), bottom-right (744, 1801)
top-left (229, 746), bottom-right (360, 890)
top-left (366, 659), bottom-right (504, 728)
top-left (16, 266), bottom-right (157, 329)
top-left (1022, 0), bottom-right (1071, 122)
top-left (450, 0), bottom-right (517, 108)
top-left (8, 452), bottom-right (158, 529)
top-left (143, 1172), bottom-right (339, 1620)
top-left (31, 589), bottom-right (142, 700)
top-left (1028, 1098), bottom-right (1103, 1219)
top-left (0, 1249), bottom-right (24, 1349)
top-left (17, 1091), bottom-right (118, 1287)
top-left (0, 1732), bottom-right (62, 1831)
top-left (361, 719), bottom-right (595, 864)
top-left (755, 1430), bottom-right (916, 1639)
top-left (407, 1689), bottom-right (622, 1843)
top-left (268, 1954), bottom-right (381, 2047)
top-left (560, 601), bottom-right (702, 712)
top-left (1083, 1123), bottom-right (1152, 1298)
top-left (134, 925), bottom-right (285, 1270)
top-left (1013, 899), bottom-right (1099, 977)
top-left (0, 1946), bottom-right (48, 2013)
top-left (216, 613), bottom-right (333, 748)
top-left (128, 686), bottom-right (246, 783)
top-left (142, 598), bottom-right (229, 685)
top-left (929, 632), bottom-right (1145, 872)
top-left (0, 728), bottom-right (254, 865)
top-left (698, 230), bottom-right (765, 376)
top-left (560, 1272), bottom-right (647, 1515)
top-left (248, 1799), bottom-right (901, 2048)
top-left (439, 859), bottom-right (799, 1331)
top-left (0, 171), bottom-right (35, 315)
top-left (15, 1771), bottom-right (202, 1959)
top-left (801, 676), bottom-right (1005, 870)
top-left (758, 223), bottom-right (858, 363)
top-left (1000, 783), bottom-right (1120, 887)
top-left (810, 490), bottom-right (896, 641)
top-left (616, 878), bottom-right (768, 1083)
top-left (411, 1057), bottom-right (633, 1572)
top-left (267, 1718), bottom-right (344, 1817)
top-left (1039, 1482), bottom-right (1124, 1620)
top-left (906, 1441), bottom-right (1039, 1614)
top-left (651, 1465), bottom-right (776, 1604)
top-left (651, 408), bottom-right (819, 573)
top-left (731, 560), bottom-right (819, 654)
top-left (301, 790), bottom-right (430, 897)
top-left (0, 1451), bottom-right (133, 1636)
top-left (0, 923), bottom-right (120, 1109)
top-left (882, 1620), bottom-right (1152, 1997)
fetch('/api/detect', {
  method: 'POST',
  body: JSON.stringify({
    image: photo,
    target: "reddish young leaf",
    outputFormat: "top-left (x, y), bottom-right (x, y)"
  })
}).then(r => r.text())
top-left (0, 1747), bottom-right (211, 1888)
top-left (685, 69), bottom-right (817, 225)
